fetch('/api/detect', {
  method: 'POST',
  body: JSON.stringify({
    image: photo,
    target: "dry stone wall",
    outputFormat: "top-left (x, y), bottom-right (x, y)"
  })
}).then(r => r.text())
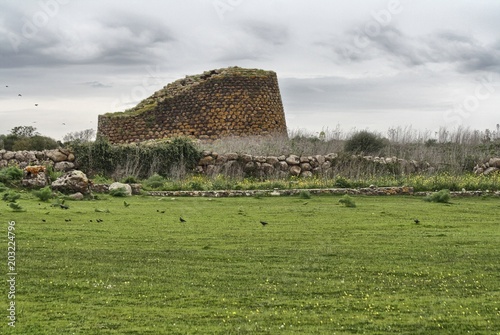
top-left (98, 67), bottom-right (288, 144)
top-left (196, 151), bottom-right (430, 178)
top-left (0, 149), bottom-right (75, 171)
top-left (473, 157), bottom-right (500, 175)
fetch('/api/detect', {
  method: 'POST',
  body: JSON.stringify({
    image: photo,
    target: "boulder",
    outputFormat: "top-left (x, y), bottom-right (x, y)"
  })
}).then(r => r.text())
top-left (199, 156), bottom-right (214, 166)
top-left (68, 192), bottom-right (84, 200)
top-left (489, 157), bottom-right (500, 168)
top-left (22, 172), bottom-right (48, 188)
top-left (289, 165), bottom-right (301, 176)
top-left (226, 153), bottom-right (238, 160)
top-left (54, 161), bottom-right (75, 171)
top-left (109, 182), bottom-right (132, 196)
top-left (483, 167), bottom-right (499, 176)
top-left (45, 149), bottom-right (68, 162)
top-left (285, 155), bottom-right (300, 165)
top-left (51, 170), bottom-right (91, 195)
top-left (266, 156), bottom-right (279, 165)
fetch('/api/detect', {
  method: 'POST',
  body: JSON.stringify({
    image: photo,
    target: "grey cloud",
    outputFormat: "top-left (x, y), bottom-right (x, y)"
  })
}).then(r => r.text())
top-left (0, 7), bottom-right (176, 68)
top-left (82, 81), bottom-right (112, 88)
top-left (324, 25), bottom-right (500, 74)
top-left (241, 21), bottom-right (290, 46)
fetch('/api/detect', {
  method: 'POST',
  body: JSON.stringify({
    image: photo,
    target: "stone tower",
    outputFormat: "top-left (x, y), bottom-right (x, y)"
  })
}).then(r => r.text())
top-left (97, 67), bottom-right (288, 143)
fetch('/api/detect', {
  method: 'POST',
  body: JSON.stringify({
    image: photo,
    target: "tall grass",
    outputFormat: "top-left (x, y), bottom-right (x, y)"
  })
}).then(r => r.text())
top-left (200, 126), bottom-right (500, 175)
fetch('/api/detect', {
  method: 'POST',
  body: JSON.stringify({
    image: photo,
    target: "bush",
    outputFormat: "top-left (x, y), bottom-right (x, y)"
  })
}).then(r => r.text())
top-left (8, 202), bottom-right (24, 212)
top-left (122, 176), bottom-right (138, 184)
top-left (338, 194), bottom-right (356, 207)
top-left (71, 137), bottom-right (202, 179)
top-left (299, 190), bottom-right (311, 199)
top-left (144, 174), bottom-right (166, 189)
top-left (0, 166), bottom-right (23, 185)
top-left (424, 189), bottom-right (451, 203)
top-left (344, 131), bottom-right (385, 154)
top-left (33, 186), bottom-right (53, 202)
top-left (334, 176), bottom-right (351, 188)
top-left (2, 190), bottom-right (21, 203)
top-left (0, 182), bottom-right (7, 192)
top-left (109, 187), bottom-right (128, 197)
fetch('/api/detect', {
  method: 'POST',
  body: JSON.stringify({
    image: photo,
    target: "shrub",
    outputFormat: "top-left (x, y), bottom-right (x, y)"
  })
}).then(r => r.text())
top-left (344, 131), bottom-right (385, 154)
top-left (122, 176), bottom-right (138, 184)
top-left (9, 202), bottom-right (24, 212)
top-left (338, 194), bottom-right (356, 207)
top-left (33, 186), bottom-right (53, 202)
top-left (299, 190), bottom-right (311, 199)
top-left (71, 137), bottom-right (202, 179)
top-left (145, 174), bottom-right (166, 189)
top-left (334, 176), bottom-right (351, 188)
top-left (0, 166), bottom-right (23, 185)
top-left (0, 182), bottom-right (7, 192)
top-left (2, 190), bottom-right (21, 203)
top-left (109, 187), bottom-right (128, 197)
top-left (424, 189), bottom-right (451, 203)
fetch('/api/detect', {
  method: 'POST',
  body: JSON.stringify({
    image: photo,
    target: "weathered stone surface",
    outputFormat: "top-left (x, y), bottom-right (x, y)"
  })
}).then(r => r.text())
top-left (289, 165), bottom-right (301, 176)
top-left (226, 153), bottom-right (238, 160)
top-left (97, 67), bottom-right (288, 144)
top-left (3, 151), bottom-right (15, 160)
top-left (266, 156), bottom-right (279, 165)
top-left (483, 167), bottom-right (499, 175)
top-left (244, 161), bottom-right (258, 173)
top-left (300, 162), bottom-right (312, 171)
top-left (300, 171), bottom-right (313, 178)
top-left (109, 182), bottom-right (132, 196)
top-left (254, 156), bottom-right (267, 163)
top-left (45, 149), bottom-right (68, 162)
top-left (54, 161), bottom-right (75, 171)
top-left (199, 156), bottom-right (214, 166)
top-left (240, 154), bottom-right (253, 163)
top-left (489, 158), bottom-right (500, 168)
top-left (325, 153), bottom-right (338, 161)
top-left (215, 155), bottom-right (227, 165)
top-left (286, 155), bottom-right (300, 165)
top-left (277, 161), bottom-right (289, 171)
top-left (51, 170), bottom-right (90, 195)
top-left (22, 172), bottom-right (48, 188)
top-left (261, 163), bottom-right (274, 175)
top-left (69, 192), bottom-right (84, 200)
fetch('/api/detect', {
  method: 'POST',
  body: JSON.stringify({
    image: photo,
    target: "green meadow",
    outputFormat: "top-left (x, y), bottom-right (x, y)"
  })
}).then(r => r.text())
top-left (1, 194), bottom-right (499, 334)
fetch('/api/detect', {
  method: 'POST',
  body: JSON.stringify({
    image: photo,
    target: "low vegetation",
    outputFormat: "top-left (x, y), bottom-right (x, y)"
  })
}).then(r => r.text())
top-left (1, 194), bottom-right (498, 334)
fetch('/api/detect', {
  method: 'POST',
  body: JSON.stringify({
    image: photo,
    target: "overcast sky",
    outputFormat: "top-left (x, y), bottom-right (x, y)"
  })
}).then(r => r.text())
top-left (1, 0), bottom-right (499, 140)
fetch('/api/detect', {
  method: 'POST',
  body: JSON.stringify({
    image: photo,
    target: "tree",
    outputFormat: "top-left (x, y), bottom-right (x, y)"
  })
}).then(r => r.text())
top-left (12, 135), bottom-right (58, 151)
top-left (344, 131), bottom-right (385, 154)
top-left (10, 126), bottom-right (39, 137)
top-left (63, 129), bottom-right (96, 143)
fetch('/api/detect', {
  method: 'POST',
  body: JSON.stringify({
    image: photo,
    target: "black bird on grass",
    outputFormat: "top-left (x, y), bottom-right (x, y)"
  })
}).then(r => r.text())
top-left (123, 201), bottom-right (130, 207)
top-left (260, 220), bottom-right (268, 226)
top-left (60, 204), bottom-right (69, 209)
top-left (180, 217), bottom-right (186, 223)
top-left (413, 218), bottom-right (420, 224)
top-left (41, 219), bottom-right (46, 222)
top-left (65, 219), bottom-right (71, 222)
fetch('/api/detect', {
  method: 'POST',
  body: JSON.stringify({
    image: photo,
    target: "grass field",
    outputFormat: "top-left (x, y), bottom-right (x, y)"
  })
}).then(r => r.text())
top-left (1, 193), bottom-right (499, 334)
